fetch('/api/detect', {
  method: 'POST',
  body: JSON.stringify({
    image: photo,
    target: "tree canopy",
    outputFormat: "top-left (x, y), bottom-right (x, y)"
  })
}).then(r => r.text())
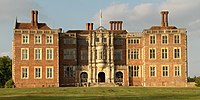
top-left (0, 56), bottom-right (12, 87)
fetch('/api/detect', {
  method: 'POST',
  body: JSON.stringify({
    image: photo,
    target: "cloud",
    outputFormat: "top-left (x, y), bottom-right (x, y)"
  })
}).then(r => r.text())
top-left (0, 0), bottom-right (40, 23)
top-left (93, 0), bottom-right (200, 77)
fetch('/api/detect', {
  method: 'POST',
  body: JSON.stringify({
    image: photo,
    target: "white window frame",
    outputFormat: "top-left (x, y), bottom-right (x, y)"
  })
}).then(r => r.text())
top-left (34, 48), bottom-right (42, 60)
top-left (174, 65), bottom-right (181, 77)
top-left (34, 34), bottom-right (42, 44)
top-left (21, 66), bottom-right (29, 79)
top-left (22, 34), bottom-right (29, 44)
top-left (162, 34), bottom-right (168, 44)
top-left (46, 66), bottom-right (54, 79)
top-left (46, 34), bottom-right (53, 44)
top-left (133, 65), bottom-right (140, 77)
top-left (173, 47), bottom-right (181, 59)
top-left (46, 48), bottom-right (54, 60)
top-left (149, 65), bottom-right (156, 77)
top-left (162, 65), bottom-right (169, 77)
top-left (21, 48), bottom-right (29, 60)
top-left (174, 34), bottom-right (180, 44)
top-left (161, 48), bottom-right (168, 59)
top-left (149, 35), bottom-right (156, 44)
top-left (149, 48), bottom-right (156, 59)
top-left (34, 66), bottom-right (42, 79)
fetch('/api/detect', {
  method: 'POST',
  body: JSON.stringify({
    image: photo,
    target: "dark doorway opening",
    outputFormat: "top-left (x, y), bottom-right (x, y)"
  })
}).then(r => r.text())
top-left (80, 72), bottom-right (88, 83)
top-left (98, 72), bottom-right (105, 82)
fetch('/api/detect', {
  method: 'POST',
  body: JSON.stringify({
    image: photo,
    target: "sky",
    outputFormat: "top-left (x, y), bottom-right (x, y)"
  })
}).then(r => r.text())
top-left (0, 0), bottom-right (199, 77)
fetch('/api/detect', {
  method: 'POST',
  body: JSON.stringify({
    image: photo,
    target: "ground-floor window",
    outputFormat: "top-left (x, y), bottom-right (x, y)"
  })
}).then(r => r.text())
top-left (64, 66), bottom-right (75, 77)
top-left (115, 71), bottom-right (123, 82)
top-left (129, 65), bottom-right (140, 77)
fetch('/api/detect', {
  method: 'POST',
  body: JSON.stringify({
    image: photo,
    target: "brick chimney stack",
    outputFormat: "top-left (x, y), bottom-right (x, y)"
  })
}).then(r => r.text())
top-left (31, 10), bottom-right (38, 28)
top-left (161, 11), bottom-right (169, 27)
top-left (86, 23), bottom-right (94, 30)
top-left (110, 21), bottom-right (123, 30)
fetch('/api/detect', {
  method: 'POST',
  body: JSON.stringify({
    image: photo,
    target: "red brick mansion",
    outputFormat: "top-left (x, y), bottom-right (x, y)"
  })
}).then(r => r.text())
top-left (12, 10), bottom-right (187, 88)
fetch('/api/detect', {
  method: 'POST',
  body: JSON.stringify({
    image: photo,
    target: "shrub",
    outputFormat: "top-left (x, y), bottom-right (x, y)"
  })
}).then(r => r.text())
top-left (5, 79), bottom-right (14, 88)
top-left (195, 77), bottom-right (200, 87)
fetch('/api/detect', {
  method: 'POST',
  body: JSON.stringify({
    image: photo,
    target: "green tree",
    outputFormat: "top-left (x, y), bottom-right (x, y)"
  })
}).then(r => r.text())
top-left (0, 56), bottom-right (12, 87)
top-left (195, 77), bottom-right (200, 87)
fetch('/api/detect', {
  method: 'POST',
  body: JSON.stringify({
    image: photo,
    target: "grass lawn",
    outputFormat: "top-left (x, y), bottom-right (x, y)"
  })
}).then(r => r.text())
top-left (0, 87), bottom-right (200, 100)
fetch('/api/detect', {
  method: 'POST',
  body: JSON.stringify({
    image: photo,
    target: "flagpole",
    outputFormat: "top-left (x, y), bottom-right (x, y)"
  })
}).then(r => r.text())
top-left (100, 10), bottom-right (102, 26)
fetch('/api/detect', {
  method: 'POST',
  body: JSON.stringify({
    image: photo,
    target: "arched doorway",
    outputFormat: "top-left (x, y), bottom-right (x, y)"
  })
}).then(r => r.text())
top-left (80, 72), bottom-right (88, 83)
top-left (115, 71), bottom-right (123, 82)
top-left (98, 72), bottom-right (105, 82)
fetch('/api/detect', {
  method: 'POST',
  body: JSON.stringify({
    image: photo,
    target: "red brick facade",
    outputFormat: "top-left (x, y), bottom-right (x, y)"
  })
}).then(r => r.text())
top-left (12, 10), bottom-right (187, 88)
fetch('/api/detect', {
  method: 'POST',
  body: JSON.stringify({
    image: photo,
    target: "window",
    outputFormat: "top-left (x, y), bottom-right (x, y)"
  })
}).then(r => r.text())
top-left (150, 35), bottom-right (155, 44)
top-left (103, 38), bottom-right (107, 43)
top-left (174, 47), bottom-right (181, 59)
top-left (174, 34), bottom-right (180, 44)
top-left (133, 66), bottom-right (139, 77)
top-left (162, 66), bottom-right (169, 77)
top-left (162, 35), bottom-right (168, 44)
top-left (46, 48), bottom-right (53, 60)
top-left (34, 48), bottom-right (42, 60)
top-left (174, 65), bottom-right (181, 77)
top-left (161, 48), bottom-right (168, 59)
top-left (64, 49), bottom-right (76, 59)
top-left (150, 66), bottom-right (156, 77)
top-left (128, 39), bottom-right (140, 44)
top-left (35, 35), bottom-right (41, 44)
top-left (21, 48), bottom-right (29, 60)
top-left (128, 49), bottom-right (139, 60)
top-left (95, 38), bottom-right (99, 42)
top-left (114, 38), bottom-right (123, 45)
top-left (78, 39), bottom-right (87, 45)
top-left (64, 38), bottom-right (76, 44)
top-left (81, 50), bottom-right (88, 60)
top-left (64, 66), bottom-right (75, 77)
top-left (149, 48), bottom-right (156, 59)
top-left (22, 34), bottom-right (29, 44)
top-left (34, 67), bottom-right (42, 79)
top-left (114, 50), bottom-right (122, 60)
top-left (21, 67), bottom-right (29, 79)
top-left (46, 66), bottom-right (53, 79)
top-left (46, 35), bottom-right (53, 44)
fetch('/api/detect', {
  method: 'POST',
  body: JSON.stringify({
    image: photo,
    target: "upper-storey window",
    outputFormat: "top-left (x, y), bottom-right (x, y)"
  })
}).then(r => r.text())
top-left (161, 48), bottom-right (168, 59)
top-left (114, 38), bottom-right (123, 45)
top-left (103, 38), bottom-right (107, 43)
top-left (64, 49), bottom-right (76, 60)
top-left (64, 38), bottom-right (76, 44)
top-left (34, 48), bottom-right (42, 60)
top-left (22, 34), bottom-right (29, 44)
top-left (174, 34), bottom-right (180, 44)
top-left (149, 48), bottom-right (156, 59)
top-left (174, 47), bottom-right (181, 59)
top-left (46, 35), bottom-right (53, 44)
top-left (46, 48), bottom-right (54, 60)
top-left (128, 49), bottom-right (139, 60)
top-left (114, 49), bottom-right (122, 60)
top-left (150, 35), bottom-right (156, 44)
top-left (81, 50), bottom-right (88, 60)
top-left (21, 48), bottom-right (29, 60)
top-left (128, 39), bottom-right (140, 44)
top-left (78, 39), bottom-right (87, 45)
top-left (95, 38), bottom-right (99, 42)
top-left (35, 35), bottom-right (42, 44)
top-left (162, 35), bottom-right (168, 44)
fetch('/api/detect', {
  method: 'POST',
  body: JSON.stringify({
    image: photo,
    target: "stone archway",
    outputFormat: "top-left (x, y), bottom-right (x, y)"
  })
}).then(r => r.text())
top-left (98, 72), bottom-right (105, 82)
top-left (115, 71), bottom-right (123, 82)
top-left (80, 72), bottom-right (88, 83)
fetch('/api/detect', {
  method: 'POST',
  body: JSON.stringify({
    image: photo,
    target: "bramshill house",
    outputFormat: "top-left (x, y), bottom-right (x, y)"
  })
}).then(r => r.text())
top-left (12, 10), bottom-right (187, 88)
